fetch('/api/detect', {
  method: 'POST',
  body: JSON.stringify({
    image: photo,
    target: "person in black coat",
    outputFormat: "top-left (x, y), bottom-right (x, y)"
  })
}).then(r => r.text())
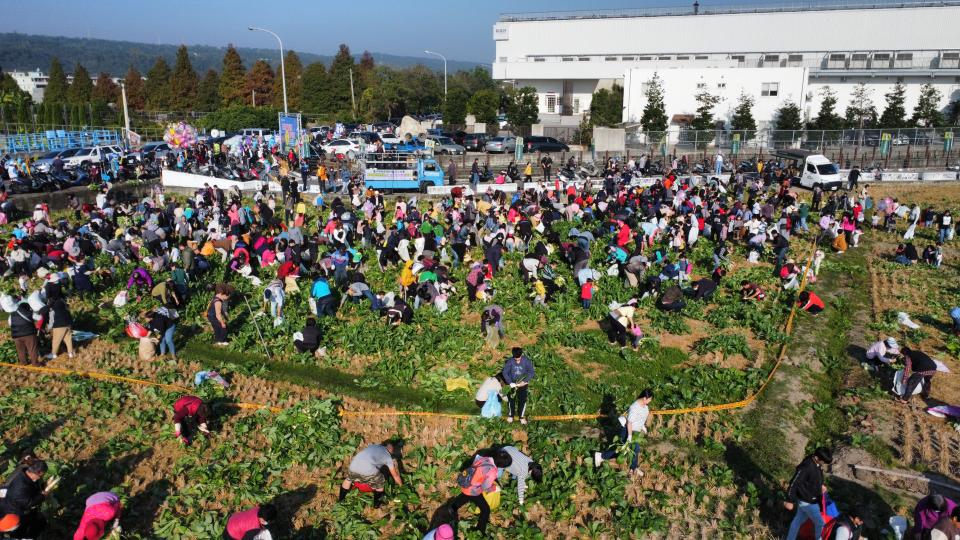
top-left (784, 447), bottom-right (832, 540)
top-left (294, 318), bottom-right (323, 353)
top-left (0, 459), bottom-right (51, 537)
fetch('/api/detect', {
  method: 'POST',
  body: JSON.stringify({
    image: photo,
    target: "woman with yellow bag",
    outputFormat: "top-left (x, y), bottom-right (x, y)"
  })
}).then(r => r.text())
top-left (449, 449), bottom-right (512, 535)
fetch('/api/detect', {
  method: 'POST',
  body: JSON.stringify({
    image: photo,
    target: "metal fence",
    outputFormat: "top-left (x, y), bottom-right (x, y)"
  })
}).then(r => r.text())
top-left (624, 126), bottom-right (960, 169)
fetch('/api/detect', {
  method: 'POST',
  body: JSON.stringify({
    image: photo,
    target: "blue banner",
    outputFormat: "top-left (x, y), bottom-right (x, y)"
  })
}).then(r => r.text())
top-left (279, 114), bottom-right (299, 151)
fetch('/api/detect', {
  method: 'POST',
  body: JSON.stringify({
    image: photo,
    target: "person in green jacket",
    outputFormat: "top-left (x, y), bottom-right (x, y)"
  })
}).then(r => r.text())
top-left (798, 202), bottom-right (810, 233)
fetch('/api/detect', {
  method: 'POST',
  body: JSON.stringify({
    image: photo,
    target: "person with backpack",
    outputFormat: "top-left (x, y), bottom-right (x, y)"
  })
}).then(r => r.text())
top-left (821, 509), bottom-right (864, 540)
top-left (784, 447), bottom-right (833, 540)
top-left (173, 395), bottom-right (209, 445)
top-left (450, 450), bottom-right (512, 535)
top-left (502, 347), bottom-right (535, 425)
top-left (594, 389), bottom-right (652, 477)
top-left (223, 504), bottom-right (276, 540)
top-left (339, 441), bottom-right (403, 507)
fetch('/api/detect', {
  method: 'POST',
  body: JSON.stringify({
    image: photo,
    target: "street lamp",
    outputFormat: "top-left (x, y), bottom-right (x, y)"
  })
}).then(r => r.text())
top-left (424, 50), bottom-right (447, 98)
top-left (248, 26), bottom-right (287, 114)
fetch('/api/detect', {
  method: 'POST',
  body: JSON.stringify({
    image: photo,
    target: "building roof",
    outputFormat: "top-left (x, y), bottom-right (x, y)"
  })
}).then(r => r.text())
top-left (499, 0), bottom-right (960, 22)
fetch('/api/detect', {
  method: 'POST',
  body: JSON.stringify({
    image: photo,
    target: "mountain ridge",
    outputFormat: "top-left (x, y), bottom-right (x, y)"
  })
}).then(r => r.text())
top-left (0, 32), bottom-right (487, 76)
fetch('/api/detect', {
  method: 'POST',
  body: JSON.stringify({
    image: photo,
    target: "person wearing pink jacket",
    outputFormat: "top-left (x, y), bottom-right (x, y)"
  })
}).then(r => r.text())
top-left (73, 491), bottom-right (121, 540)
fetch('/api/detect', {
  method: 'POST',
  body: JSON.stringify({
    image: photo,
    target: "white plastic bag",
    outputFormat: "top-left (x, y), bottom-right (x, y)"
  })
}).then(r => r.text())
top-left (113, 290), bottom-right (128, 308)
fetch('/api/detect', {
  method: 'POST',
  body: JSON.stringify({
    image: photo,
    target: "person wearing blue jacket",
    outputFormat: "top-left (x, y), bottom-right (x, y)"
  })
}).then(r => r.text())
top-left (502, 347), bottom-right (535, 424)
top-left (311, 275), bottom-right (335, 317)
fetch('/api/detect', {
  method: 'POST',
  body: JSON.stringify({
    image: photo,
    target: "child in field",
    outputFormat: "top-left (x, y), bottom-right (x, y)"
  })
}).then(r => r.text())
top-left (580, 278), bottom-right (594, 309)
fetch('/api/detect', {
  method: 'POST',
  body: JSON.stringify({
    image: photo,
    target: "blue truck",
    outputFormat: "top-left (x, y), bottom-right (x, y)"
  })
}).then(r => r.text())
top-left (362, 152), bottom-right (445, 192)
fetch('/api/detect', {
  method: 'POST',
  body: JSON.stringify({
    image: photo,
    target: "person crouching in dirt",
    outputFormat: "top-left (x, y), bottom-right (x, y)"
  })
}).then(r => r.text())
top-left (172, 395), bottom-right (210, 445)
top-left (913, 493), bottom-right (957, 540)
top-left (449, 449), bottom-right (512, 535)
top-left (475, 373), bottom-right (507, 409)
top-left (224, 504), bottom-right (276, 540)
top-left (0, 458), bottom-right (55, 538)
top-left (339, 441), bottom-right (403, 508)
top-left (897, 347), bottom-right (938, 405)
top-left (73, 491), bottom-right (122, 540)
top-left (797, 291), bottom-right (825, 315)
top-left (783, 447), bottom-right (832, 540)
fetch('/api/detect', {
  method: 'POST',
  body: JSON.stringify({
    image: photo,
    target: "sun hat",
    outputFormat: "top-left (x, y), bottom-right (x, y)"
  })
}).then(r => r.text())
top-left (885, 337), bottom-right (898, 348)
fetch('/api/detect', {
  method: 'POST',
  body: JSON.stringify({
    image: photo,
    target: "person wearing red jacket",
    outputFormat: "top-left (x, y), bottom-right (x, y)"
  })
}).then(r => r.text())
top-left (172, 395), bottom-right (209, 445)
top-left (797, 291), bottom-right (825, 315)
top-left (223, 504), bottom-right (276, 540)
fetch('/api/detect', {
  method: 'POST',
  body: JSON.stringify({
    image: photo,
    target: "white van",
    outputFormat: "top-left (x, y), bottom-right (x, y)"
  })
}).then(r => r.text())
top-left (775, 149), bottom-right (842, 191)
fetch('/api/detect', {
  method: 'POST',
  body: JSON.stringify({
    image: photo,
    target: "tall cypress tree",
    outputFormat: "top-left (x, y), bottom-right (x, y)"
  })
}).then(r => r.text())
top-left (272, 50), bottom-right (303, 110)
top-left (879, 82), bottom-right (908, 129)
top-left (170, 45), bottom-right (199, 111)
top-left (92, 72), bottom-right (119, 104)
top-left (245, 60), bottom-right (275, 107)
top-left (67, 64), bottom-right (93, 104)
top-left (639, 73), bottom-right (667, 133)
top-left (730, 92), bottom-right (757, 134)
top-left (44, 57), bottom-right (69, 104)
top-left (301, 62), bottom-right (329, 113)
top-left (123, 66), bottom-right (146, 110)
top-left (329, 44), bottom-right (355, 113)
top-left (145, 57), bottom-right (172, 110)
top-left (197, 69), bottom-right (220, 112)
top-left (218, 45), bottom-right (247, 108)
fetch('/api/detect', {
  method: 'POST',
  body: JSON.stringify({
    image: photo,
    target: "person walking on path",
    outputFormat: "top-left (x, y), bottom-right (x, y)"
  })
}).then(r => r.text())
top-left (847, 165), bottom-right (861, 191)
top-left (502, 347), bottom-right (534, 424)
top-left (784, 447), bottom-right (833, 540)
top-left (339, 441), bottom-right (403, 508)
top-left (45, 296), bottom-right (74, 360)
top-left (594, 389), bottom-right (652, 478)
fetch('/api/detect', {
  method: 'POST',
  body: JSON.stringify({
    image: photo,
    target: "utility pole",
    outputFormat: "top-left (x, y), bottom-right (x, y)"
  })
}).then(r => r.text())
top-left (349, 68), bottom-right (357, 119)
top-left (121, 82), bottom-right (131, 148)
top-left (252, 89), bottom-right (256, 107)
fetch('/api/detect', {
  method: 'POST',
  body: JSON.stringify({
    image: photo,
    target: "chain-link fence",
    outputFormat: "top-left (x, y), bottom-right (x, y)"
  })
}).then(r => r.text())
top-left (624, 126), bottom-right (960, 169)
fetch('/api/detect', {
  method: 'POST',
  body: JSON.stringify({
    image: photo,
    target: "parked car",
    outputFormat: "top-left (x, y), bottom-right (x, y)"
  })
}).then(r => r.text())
top-left (125, 141), bottom-right (173, 163)
top-left (426, 136), bottom-right (465, 155)
top-left (348, 131), bottom-right (382, 145)
top-left (321, 139), bottom-right (360, 158)
top-left (33, 149), bottom-right (75, 172)
top-left (485, 136), bottom-right (517, 154)
top-left (380, 133), bottom-right (402, 146)
top-left (463, 133), bottom-right (489, 152)
top-left (524, 136), bottom-right (570, 153)
top-left (62, 145), bottom-right (125, 169)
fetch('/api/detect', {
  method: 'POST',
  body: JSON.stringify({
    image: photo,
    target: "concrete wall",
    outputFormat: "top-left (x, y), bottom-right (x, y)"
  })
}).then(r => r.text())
top-left (623, 67), bottom-right (810, 126)
top-left (593, 127), bottom-right (626, 153)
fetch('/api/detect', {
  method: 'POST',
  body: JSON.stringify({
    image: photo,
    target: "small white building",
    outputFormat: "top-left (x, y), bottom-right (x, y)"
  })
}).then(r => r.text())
top-left (492, 1), bottom-right (960, 128)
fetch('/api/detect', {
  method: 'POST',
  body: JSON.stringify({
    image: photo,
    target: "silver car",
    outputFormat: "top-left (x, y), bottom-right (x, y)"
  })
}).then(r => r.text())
top-left (427, 136), bottom-right (465, 155)
top-left (485, 136), bottom-right (517, 154)
top-left (33, 148), bottom-right (78, 172)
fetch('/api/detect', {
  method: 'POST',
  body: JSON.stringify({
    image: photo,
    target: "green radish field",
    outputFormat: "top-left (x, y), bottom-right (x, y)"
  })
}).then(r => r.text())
top-left (3, 182), bottom-right (960, 538)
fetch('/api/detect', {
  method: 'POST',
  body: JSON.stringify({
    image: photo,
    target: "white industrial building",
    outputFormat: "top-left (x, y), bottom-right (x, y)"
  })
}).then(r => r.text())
top-left (492, 1), bottom-right (960, 129)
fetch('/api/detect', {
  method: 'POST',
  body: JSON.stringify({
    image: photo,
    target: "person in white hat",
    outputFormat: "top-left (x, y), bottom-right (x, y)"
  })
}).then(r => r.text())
top-left (865, 337), bottom-right (900, 365)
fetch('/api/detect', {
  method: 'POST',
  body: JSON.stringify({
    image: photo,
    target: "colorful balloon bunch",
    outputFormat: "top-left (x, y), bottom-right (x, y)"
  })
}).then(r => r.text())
top-left (163, 122), bottom-right (198, 149)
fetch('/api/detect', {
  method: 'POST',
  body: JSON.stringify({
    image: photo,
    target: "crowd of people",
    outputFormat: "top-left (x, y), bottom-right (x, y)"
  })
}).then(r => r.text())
top-left (1, 144), bottom-right (959, 538)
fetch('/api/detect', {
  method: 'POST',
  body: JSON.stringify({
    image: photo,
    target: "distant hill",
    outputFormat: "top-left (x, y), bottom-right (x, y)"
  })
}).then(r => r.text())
top-left (0, 33), bottom-right (487, 76)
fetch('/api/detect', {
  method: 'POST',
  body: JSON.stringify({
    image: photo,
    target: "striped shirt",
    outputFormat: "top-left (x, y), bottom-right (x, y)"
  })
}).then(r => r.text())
top-left (502, 446), bottom-right (533, 504)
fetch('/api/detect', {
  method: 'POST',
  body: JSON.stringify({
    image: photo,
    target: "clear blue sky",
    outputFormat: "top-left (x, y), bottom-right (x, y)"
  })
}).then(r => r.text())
top-left (0, 0), bottom-right (709, 63)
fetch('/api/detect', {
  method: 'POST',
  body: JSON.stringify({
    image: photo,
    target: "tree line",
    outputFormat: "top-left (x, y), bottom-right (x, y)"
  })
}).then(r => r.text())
top-left (592, 72), bottom-right (960, 134)
top-left (0, 43), bottom-right (546, 133)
